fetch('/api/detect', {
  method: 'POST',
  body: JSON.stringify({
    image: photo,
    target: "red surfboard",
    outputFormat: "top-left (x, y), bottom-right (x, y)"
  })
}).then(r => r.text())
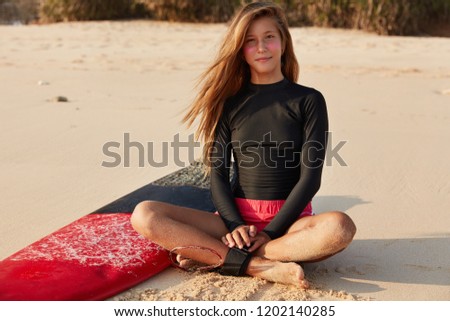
top-left (0, 184), bottom-right (215, 300)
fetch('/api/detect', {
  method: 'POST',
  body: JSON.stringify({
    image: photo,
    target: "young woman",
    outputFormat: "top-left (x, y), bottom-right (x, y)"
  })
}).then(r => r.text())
top-left (131, 1), bottom-right (356, 288)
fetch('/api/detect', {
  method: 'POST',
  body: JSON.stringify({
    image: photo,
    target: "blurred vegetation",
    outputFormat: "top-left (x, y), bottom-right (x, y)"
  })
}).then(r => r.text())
top-left (278, 0), bottom-right (450, 36)
top-left (0, 0), bottom-right (39, 24)
top-left (1, 0), bottom-right (449, 36)
top-left (136, 0), bottom-right (240, 22)
top-left (39, 0), bottom-right (135, 22)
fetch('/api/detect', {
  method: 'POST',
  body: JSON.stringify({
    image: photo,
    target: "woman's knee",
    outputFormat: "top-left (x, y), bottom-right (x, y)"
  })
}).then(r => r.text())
top-left (130, 200), bottom-right (164, 238)
top-left (327, 211), bottom-right (357, 246)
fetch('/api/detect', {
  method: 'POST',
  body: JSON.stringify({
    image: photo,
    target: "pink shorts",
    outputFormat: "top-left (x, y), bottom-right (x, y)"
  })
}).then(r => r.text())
top-left (217, 198), bottom-right (314, 232)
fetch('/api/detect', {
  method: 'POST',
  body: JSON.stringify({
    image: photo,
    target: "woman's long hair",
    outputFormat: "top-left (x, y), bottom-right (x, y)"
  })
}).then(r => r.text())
top-left (182, 1), bottom-right (299, 173)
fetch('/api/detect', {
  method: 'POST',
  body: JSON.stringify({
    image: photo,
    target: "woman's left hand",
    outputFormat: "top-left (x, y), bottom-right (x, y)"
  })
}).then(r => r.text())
top-left (247, 231), bottom-right (271, 252)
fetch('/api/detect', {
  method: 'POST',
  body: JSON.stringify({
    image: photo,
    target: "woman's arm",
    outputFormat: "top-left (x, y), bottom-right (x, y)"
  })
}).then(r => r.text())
top-left (210, 111), bottom-right (246, 233)
top-left (262, 90), bottom-right (329, 239)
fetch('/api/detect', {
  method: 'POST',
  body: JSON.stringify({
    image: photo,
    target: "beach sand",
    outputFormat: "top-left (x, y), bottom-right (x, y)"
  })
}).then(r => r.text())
top-left (0, 21), bottom-right (449, 301)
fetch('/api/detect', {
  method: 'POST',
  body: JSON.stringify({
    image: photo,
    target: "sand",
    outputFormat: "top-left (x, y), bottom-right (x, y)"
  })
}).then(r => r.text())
top-left (0, 20), bottom-right (449, 301)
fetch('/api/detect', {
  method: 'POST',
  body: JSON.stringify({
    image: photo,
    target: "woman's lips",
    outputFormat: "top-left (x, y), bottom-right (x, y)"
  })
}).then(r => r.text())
top-left (255, 57), bottom-right (271, 62)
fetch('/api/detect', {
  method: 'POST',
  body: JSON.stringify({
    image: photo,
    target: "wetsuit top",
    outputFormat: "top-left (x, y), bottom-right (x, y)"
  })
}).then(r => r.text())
top-left (210, 78), bottom-right (329, 239)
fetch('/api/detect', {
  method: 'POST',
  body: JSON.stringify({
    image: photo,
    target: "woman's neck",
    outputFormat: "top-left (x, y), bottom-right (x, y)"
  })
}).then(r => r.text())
top-left (250, 71), bottom-right (284, 85)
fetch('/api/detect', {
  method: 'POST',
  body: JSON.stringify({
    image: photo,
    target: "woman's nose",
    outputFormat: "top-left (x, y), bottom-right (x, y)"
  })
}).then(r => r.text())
top-left (257, 40), bottom-right (267, 52)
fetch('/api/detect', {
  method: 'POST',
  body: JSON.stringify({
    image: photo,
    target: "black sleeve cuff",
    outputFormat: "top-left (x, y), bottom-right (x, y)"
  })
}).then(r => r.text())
top-left (262, 229), bottom-right (276, 240)
top-left (219, 216), bottom-right (245, 233)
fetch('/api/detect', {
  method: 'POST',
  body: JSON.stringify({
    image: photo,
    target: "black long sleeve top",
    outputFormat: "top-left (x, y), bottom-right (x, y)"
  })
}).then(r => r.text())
top-left (210, 78), bottom-right (328, 239)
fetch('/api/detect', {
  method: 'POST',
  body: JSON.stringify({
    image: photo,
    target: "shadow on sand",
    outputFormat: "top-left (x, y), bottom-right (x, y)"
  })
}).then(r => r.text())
top-left (307, 195), bottom-right (449, 298)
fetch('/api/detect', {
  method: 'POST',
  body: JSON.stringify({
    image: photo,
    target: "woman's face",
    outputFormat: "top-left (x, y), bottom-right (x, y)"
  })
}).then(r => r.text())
top-left (242, 16), bottom-right (284, 84)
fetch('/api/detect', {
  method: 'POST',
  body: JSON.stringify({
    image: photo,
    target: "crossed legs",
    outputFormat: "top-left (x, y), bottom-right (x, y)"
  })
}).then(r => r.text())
top-left (131, 201), bottom-right (356, 287)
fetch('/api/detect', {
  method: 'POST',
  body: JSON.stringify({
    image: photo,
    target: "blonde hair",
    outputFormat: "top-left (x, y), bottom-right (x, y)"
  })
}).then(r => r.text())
top-left (183, 1), bottom-right (299, 173)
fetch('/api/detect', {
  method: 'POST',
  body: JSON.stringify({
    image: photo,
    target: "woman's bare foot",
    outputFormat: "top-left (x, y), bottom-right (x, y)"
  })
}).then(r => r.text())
top-left (175, 254), bottom-right (220, 271)
top-left (246, 257), bottom-right (309, 288)
top-left (176, 254), bottom-right (196, 270)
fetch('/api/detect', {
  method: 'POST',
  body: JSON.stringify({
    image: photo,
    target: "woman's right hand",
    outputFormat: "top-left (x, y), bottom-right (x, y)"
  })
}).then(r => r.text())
top-left (221, 225), bottom-right (257, 249)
